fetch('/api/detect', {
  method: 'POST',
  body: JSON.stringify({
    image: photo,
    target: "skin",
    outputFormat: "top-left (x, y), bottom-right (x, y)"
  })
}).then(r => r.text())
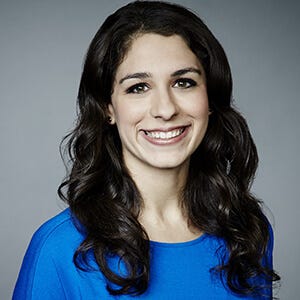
top-left (108, 34), bottom-right (210, 242)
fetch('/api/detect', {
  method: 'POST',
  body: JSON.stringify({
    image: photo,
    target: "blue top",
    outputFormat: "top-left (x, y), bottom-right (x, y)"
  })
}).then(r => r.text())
top-left (13, 209), bottom-right (273, 299)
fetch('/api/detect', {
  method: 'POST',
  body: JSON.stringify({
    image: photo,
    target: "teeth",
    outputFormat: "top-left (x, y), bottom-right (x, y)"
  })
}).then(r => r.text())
top-left (145, 128), bottom-right (185, 139)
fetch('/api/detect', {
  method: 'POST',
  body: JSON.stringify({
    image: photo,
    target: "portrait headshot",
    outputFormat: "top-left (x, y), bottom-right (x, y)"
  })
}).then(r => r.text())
top-left (1, 1), bottom-right (299, 299)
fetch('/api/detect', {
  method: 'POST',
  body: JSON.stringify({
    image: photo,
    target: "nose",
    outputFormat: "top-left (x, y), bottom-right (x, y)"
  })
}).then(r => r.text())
top-left (150, 88), bottom-right (178, 120)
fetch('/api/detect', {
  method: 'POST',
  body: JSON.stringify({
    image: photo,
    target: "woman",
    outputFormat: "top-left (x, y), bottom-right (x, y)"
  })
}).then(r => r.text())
top-left (13, 1), bottom-right (280, 299)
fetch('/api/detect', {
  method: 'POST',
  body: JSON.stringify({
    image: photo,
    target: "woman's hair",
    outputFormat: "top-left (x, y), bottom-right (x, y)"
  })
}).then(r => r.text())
top-left (58, 0), bottom-right (280, 297)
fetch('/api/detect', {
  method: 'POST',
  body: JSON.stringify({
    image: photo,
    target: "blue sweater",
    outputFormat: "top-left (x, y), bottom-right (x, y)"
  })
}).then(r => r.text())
top-left (13, 209), bottom-right (273, 299)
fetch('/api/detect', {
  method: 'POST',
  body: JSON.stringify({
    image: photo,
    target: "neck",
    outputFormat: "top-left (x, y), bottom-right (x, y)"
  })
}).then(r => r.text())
top-left (129, 163), bottom-right (188, 214)
top-left (125, 160), bottom-right (202, 243)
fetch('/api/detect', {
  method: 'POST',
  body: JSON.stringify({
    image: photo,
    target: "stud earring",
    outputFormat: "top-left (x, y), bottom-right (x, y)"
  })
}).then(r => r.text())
top-left (107, 116), bottom-right (112, 124)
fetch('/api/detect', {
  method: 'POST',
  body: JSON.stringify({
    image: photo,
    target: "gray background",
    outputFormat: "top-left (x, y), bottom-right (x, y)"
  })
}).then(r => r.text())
top-left (1, 0), bottom-right (299, 299)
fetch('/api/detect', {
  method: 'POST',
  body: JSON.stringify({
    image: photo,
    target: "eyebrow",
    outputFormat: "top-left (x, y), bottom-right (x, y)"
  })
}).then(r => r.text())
top-left (118, 67), bottom-right (202, 84)
top-left (119, 72), bottom-right (150, 84)
top-left (171, 67), bottom-right (202, 77)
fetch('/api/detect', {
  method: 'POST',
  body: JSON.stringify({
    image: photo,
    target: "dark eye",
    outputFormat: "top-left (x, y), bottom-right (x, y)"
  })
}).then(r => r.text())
top-left (126, 83), bottom-right (149, 94)
top-left (173, 78), bottom-right (197, 89)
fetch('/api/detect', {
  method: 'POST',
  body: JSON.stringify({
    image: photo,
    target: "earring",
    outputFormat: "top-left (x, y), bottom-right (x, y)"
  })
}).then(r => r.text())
top-left (226, 159), bottom-right (231, 175)
top-left (107, 116), bottom-right (112, 124)
top-left (226, 158), bottom-right (234, 175)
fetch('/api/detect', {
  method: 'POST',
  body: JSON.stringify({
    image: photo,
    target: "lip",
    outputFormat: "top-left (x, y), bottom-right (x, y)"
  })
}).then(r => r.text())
top-left (140, 125), bottom-right (190, 145)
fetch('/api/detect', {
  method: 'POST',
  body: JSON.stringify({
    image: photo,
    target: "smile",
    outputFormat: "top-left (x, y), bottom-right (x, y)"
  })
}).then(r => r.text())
top-left (144, 127), bottom-right (185, 140)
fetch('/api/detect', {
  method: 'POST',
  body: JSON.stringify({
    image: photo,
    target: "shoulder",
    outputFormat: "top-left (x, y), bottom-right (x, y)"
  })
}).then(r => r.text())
top-left (263, 217), bottom-right (275, 269)
top-left (28, 208), bottom-right (83, 255)
top-left (13, 208), bottom-right (86, 299)
top-left (21, 208), bottom-right (86, 273)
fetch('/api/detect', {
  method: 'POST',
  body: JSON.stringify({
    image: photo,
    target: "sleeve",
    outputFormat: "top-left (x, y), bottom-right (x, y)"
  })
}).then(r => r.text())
top-left (13, 229), bottom-right (67, 299)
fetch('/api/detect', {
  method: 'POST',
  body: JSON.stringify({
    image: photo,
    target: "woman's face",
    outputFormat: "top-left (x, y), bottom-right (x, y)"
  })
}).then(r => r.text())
top-left (108, 33), bottom-right (209, 172)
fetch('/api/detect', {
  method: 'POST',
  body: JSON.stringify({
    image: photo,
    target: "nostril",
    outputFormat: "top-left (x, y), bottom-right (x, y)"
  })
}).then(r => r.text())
top-left (150, 99), bottom-right (178, 120)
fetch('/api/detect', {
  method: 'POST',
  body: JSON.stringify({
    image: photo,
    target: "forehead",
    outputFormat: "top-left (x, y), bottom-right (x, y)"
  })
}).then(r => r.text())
top-left (114, 33), bottom-right (202, 79)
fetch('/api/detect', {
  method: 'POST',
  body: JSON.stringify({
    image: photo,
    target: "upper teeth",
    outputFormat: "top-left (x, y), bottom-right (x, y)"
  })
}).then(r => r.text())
top-left (145, 128), bottom-right (184, 139)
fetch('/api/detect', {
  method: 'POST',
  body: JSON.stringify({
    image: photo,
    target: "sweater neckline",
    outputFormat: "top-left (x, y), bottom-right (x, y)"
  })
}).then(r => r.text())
top-left (149, 232), bottom-right (208, 248)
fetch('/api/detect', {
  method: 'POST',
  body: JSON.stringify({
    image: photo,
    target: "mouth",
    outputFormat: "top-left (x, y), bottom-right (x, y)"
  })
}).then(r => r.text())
top-left (144, 127), bottom-right (186, 139)
top-left (141, 126), bottom-right (189, 144)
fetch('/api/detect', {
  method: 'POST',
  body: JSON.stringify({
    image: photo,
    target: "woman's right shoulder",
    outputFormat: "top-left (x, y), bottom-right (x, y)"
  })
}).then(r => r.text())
top-left (13, 208), bottom-right (87, 300)
top-left (29, 208), bottom-right (84, 254)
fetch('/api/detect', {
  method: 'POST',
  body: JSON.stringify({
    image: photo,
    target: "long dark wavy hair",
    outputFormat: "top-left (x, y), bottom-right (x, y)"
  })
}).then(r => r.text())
top-left (58, 0), bottom-right (280, 297)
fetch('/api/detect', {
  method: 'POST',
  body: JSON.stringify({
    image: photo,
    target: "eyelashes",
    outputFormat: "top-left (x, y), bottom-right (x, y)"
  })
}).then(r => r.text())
top-left (125, 78), bottom-right (197, 94)
top-left (126, 83), bottom-right (149, 94)
top-left (173, 78), bottom-right (197, 89)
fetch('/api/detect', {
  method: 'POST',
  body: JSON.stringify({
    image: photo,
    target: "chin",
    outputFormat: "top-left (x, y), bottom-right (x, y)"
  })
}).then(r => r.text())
top-left (146, 157), bottom-right (188, 170)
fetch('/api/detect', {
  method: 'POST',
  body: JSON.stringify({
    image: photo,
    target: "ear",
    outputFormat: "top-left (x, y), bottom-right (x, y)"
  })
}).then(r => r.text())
top-left (107, 103), bottom-right (116, 124)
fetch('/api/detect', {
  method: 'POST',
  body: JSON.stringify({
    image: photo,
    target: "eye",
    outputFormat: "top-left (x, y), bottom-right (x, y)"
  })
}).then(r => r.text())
top-left (173, 78), bottom-right (197, 89)
top-left (126, 83), bottom-right (149, 94)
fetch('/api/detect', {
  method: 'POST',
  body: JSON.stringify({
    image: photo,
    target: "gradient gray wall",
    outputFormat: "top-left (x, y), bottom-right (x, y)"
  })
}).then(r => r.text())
top-left (1, 1), bottom-right (299, 299)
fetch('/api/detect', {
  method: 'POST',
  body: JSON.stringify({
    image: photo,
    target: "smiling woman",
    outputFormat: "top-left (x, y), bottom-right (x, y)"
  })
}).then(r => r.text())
top-left (109, 34), bottom-right (209, 171)
top-left (13, 1), bottom-right (280, 299)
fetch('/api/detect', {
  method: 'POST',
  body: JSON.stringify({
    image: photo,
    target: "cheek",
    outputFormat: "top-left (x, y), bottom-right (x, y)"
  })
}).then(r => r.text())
top-left (184, 94), bottom-right (209, 118)
top-left (114, 102), bottom-right (146, 127)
